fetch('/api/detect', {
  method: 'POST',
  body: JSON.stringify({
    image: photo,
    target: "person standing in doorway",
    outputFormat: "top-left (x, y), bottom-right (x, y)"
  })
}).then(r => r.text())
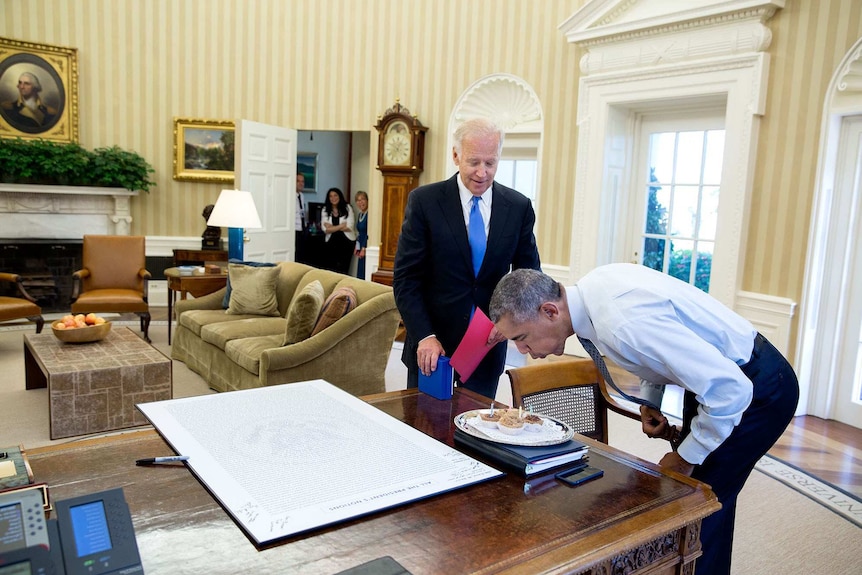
top-left (354, 191), bottom-right (369, 279)
top-left (295, 173), bottom-right (308, 264)
top-left (321, 187), bottom-right (355, 274)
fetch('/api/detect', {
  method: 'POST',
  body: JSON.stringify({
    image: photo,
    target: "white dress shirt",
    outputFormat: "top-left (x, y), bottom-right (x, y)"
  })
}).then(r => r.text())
top-left (567, 263), bottom-right (757, 465)
top-left (296, 193), bottom-right (305, 230)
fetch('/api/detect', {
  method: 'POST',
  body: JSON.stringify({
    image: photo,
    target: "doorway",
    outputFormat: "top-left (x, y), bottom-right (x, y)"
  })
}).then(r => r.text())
top-left (797, 37), bottom-right (862, 429)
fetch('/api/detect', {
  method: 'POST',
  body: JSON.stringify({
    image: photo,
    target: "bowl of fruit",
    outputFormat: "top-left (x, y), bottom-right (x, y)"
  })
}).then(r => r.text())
top-left (52, 313), bottom-right (112, 343)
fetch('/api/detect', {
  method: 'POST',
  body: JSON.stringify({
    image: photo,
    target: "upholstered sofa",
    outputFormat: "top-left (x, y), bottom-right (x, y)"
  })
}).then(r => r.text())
top-left (170, 261), bottom-right (400, 396)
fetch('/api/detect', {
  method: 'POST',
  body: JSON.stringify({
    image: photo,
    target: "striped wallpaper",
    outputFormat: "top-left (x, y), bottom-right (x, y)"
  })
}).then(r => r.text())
top-left (1, 0), bottom-right (861, 308)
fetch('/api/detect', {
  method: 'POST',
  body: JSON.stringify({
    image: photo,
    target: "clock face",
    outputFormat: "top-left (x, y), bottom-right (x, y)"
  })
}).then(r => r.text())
top-left (383, 121), bottom-right (412, 166)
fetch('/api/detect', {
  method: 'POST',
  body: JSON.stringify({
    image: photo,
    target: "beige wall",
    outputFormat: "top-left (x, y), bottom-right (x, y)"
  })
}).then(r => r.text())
top-left (2, 0), bottom-right (861, 310)
top-left (748, 0), bottom-right (862, 299)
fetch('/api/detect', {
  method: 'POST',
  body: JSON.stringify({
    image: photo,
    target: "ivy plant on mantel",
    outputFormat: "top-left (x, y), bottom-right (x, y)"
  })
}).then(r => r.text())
top-left (0, 138), bottom-right (155, 192)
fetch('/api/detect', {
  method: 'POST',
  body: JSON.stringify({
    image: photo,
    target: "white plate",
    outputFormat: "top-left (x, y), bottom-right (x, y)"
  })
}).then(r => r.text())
top-left (454, 409), bottom-right (574, 446)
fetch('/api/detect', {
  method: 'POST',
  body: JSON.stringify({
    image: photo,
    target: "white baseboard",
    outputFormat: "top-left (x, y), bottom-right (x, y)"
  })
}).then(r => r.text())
top-left (734, 291), bottom-right (797, 357)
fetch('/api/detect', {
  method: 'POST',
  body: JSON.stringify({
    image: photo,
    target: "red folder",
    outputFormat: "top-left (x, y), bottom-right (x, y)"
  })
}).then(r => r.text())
top-left (450, 308), bottom-right (495, 382)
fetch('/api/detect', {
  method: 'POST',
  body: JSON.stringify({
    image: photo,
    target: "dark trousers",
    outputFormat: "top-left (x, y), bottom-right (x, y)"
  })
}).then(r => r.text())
top-left (681, 334), bottom-right (799, 575)
top-left (324, 232), bottom-right (354, 274)
top-left (405, 339), bottom-right (507, 400)
top-left (295, 230), bottom-right (308, 264)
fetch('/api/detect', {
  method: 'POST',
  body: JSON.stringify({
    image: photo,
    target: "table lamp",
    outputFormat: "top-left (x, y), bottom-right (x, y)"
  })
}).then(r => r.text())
top-left (206, 189), bottom-right (262, 260)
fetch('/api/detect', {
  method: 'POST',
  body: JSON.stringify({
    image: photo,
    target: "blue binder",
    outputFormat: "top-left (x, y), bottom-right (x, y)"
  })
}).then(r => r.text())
top-left (418, 356), bottom-right (454, 400)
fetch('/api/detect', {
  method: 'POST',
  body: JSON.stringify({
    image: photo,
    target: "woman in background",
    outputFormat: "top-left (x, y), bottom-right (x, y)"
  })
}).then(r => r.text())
top-left (354, 191), bottom-right (368, 279)
top-left (321, 187), bottom-right (355, 274)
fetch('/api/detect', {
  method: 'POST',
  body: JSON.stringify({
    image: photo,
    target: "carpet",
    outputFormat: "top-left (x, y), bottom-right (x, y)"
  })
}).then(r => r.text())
top-left (755, 453), bottom-right (862, 528)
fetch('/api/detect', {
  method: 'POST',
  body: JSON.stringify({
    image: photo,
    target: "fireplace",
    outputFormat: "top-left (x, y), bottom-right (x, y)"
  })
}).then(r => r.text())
top-left (0, 183), bottom-right (140, 313)
top-left (0, 241), bottom-right (82, 312)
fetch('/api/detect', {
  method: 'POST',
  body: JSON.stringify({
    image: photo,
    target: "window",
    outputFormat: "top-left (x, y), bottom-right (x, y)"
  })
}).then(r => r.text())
top-left (496, 159), bottom-right (538, 203)
top-left (633, 114), bottom-right (725, 293)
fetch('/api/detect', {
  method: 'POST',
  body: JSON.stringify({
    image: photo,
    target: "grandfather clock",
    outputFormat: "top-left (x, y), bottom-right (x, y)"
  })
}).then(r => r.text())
top-left (371, 100), bottom-right (427, 286)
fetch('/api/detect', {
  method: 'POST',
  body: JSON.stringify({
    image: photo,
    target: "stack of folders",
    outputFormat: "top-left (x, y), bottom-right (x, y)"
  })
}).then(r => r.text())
top-left (454, 430), bottom-right (589, 477)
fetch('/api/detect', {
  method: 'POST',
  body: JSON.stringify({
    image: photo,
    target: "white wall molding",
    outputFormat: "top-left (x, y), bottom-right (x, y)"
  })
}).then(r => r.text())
top-left (0, 183), bottom-right (139, 238)
top-left (734, 290), bottom-right (796, 357)
top-left (561, 0), bottom-right (781, 310)
top-left (560, 0), bottom-right (783, 52)
top-left (145, 236), bottom-right (202, 258)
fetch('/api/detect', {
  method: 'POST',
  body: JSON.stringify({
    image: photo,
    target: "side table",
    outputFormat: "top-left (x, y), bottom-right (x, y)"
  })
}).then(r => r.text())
top-left (172, 248), bottom-right (228, 266)
top-left (165, 267), bottom-right (228, 344)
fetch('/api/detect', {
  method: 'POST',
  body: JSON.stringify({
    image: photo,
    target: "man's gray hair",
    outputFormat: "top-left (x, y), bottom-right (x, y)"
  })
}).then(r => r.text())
top-left (453, 117), bottom-right (504, 156)
top-left (19, 72), bottom-right (42, 93)
top-left (489, 268), bottom-right (561, 323)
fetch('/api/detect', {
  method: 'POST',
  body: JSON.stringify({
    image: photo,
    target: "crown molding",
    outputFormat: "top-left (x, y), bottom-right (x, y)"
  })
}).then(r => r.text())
top-left (561, 0), bottom-right (784, 46)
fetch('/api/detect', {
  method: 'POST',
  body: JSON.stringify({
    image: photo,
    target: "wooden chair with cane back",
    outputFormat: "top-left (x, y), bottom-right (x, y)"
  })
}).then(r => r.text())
top-left (506, 358), bottom-right (642, 444)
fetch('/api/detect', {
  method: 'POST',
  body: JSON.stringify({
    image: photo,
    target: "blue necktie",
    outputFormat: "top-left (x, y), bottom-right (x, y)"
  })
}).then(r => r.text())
top-left (469, 196), bottom-right (486, 277)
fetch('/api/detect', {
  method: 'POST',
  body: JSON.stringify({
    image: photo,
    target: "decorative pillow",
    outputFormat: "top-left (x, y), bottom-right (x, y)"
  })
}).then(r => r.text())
top-left (225, 263), bottom-right (281, 316)
top-left (310, 286), bottom-right (357, 337)
top-left (283, 280), bottom-right (325, 344)
top-left (222, 259), bottom-right (277, 309)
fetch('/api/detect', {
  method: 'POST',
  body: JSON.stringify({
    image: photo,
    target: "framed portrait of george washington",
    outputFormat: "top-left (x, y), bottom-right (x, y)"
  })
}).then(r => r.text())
top-left (0, 37), bottom-right (79, 143)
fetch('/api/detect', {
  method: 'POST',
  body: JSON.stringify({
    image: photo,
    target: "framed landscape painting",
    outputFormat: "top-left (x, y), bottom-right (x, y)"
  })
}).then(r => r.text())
top-left (297, 152), bottom-right (317, 193)
top-left (173, 117), bottom-right (235, 183)
top-left (0, 36), bottom-right (79, 143)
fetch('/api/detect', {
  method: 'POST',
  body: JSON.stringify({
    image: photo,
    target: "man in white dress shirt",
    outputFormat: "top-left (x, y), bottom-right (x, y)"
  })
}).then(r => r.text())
top-left (489, 265), bottom-right (799, 575)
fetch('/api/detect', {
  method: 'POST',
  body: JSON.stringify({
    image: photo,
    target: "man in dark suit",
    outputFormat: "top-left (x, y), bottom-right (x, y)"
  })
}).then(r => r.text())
top-left (393, 118), bottom-right (541, 399)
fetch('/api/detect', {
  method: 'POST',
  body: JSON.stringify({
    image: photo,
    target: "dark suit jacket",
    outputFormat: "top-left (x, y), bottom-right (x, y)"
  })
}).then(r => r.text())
top-left (393, 174), bottom-right (540, 391)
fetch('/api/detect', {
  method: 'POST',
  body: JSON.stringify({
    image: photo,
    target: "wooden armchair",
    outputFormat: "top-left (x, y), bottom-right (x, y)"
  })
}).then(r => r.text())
top-left (506, 358), bottom-right (642, 444)
top-left (71, 235), bottom-right (151, 342)
top-left (0, 273), bottom-right (44, 332)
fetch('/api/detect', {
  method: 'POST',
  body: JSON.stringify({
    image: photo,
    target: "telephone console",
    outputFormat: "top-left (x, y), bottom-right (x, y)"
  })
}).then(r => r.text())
top-left (0, 487), bottom-right (143, 575)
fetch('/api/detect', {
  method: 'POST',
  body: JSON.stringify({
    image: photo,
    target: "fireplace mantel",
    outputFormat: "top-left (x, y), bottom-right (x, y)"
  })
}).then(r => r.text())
top-left (0, 183), bottom-right (139, 239)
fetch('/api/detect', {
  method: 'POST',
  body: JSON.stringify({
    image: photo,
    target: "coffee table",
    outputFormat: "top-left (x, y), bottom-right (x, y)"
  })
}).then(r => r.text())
top-left (26, 388), bottom-right (718, 574)
top-left (23, 327), bottom-right (172, 439)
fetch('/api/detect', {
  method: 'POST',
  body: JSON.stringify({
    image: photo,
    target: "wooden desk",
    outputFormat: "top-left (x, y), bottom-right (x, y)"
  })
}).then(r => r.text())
top-left (164, 267), bottom-right (227, 344)
top-left (26, 389), bottom-right (718, 575)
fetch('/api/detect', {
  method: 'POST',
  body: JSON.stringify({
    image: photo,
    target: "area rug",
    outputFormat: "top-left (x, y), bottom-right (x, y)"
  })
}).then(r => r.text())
top-left (755, 454), bottom-right (862, 528)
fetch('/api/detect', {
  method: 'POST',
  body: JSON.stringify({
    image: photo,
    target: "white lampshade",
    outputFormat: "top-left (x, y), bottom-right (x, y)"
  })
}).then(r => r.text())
top-left (207, 189), bottom-right (262, 229)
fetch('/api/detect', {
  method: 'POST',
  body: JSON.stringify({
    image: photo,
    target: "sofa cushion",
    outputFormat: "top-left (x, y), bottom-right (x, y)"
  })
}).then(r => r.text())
top-left (310, 286), bottom-right (357, 337)
top-left (283, 280), bottom-right (325, 344)
top-left (225, 334), bottom-right (284, 375)
top-left (179, 309), bottom-right (263, 336)
top-left (222, 260), bottom-right (277, 309)
top-left (201, 317), bottom-right (287, 350)
top-left (226, 263), bottom-right (280, 316)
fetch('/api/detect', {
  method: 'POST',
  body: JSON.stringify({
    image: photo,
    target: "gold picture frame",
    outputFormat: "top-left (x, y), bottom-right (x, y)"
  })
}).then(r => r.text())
top-left (173, 117), bottom-right (235, 183)
top-left (0, 36), bottom-right (78, 143)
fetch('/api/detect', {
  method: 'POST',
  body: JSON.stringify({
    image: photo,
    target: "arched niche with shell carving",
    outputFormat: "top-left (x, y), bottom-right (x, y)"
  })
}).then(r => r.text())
top-left (448, 74), bottom-right (544, 172)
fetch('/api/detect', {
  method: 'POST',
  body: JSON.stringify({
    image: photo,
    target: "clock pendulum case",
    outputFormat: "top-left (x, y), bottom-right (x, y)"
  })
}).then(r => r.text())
top-left (372, 100), bottom-right (428, 285)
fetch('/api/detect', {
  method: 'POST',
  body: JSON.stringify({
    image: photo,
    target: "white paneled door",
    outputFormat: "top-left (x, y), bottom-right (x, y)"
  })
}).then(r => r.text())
top-left (236, 120), bottom-right (297, 263)
top-left (833, 115), bottom-right (862, 429)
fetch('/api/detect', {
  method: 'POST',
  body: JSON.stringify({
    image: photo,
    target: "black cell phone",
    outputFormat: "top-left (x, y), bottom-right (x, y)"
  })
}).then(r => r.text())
top-left (555, 465), bottom-right (604, 486)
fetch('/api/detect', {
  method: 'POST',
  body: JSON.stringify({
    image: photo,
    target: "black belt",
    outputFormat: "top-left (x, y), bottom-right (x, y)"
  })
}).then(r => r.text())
top-left (740, 332), bottom-right (768, 376)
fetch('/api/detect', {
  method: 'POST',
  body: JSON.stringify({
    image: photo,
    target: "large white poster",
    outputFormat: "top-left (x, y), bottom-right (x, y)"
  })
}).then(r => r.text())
top-left (138, 380), bottom-right (502, 545)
